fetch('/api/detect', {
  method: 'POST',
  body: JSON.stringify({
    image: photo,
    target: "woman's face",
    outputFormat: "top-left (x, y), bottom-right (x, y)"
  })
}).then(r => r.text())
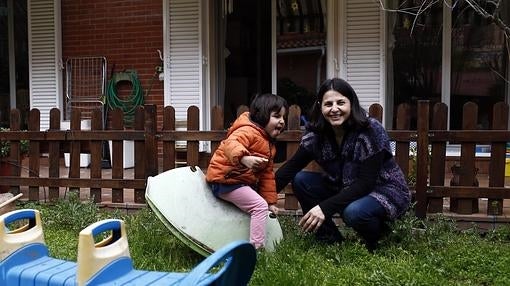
top-left (321, 90), bottom-right (351, 127)
top-left (264, 107), bottom-right (286, 138)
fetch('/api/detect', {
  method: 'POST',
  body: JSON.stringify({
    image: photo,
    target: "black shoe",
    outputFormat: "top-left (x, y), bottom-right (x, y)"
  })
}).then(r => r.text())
top-left (315, 229), bottom-right (345, 245)
top-left (365, 241), bottom-right (378, 253)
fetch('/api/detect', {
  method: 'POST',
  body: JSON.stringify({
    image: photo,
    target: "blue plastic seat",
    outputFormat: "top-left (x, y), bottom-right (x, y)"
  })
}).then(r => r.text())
top-left (0, 209), bottom-right (257, 286)
top-left (86, 240), bottom-right (256, 285)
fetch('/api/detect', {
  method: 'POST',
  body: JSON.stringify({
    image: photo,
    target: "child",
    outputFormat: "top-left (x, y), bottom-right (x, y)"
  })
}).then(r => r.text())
top-left (206, 93), bottom-right (288, 249)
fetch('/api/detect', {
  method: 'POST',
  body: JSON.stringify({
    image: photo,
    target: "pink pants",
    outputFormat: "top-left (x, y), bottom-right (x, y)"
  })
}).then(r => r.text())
top-left (218, 186), bottom-right (268, 249)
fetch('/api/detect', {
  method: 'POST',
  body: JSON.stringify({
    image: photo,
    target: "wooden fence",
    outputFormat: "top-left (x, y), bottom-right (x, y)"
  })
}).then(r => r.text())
top-left (1, 100), bottom-right (509, 218)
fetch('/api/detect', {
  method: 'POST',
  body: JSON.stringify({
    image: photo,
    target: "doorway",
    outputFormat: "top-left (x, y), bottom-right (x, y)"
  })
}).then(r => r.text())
top-left (0, 0), bottom-right (28, 129)
top-left (217, 0), bottom-right (327, 126)
top-left (218, 0), bottom-right (272, 125)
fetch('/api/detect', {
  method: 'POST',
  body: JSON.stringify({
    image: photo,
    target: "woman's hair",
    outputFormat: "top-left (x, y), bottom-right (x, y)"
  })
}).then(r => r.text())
top-left (249, 93), bottom-right (288, 127)
top-left (308, 78), bottom-right (368, 132)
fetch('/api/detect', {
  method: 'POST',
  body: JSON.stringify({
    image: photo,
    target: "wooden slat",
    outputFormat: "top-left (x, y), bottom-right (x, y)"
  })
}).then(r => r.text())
top-left (186, 106), bottom-right (200, 167)
top-left (283, 105), bottom-right (301, 210)
top-left (144, 105), bottom-right (158, 178)
top-left (90, 110), bottom-right (103, 203)
top-left (386, 131), bottom-right (418, 141)
top-left (428, 102), bottom-right (447, 213)
top-left (454, 102), bottom-right (478, 214)
top-left (0, 130), bottom-right (144, 141)
top-left (134, 107), bottom-right (146, 203)
top-left (28, 109), bottom-right (41, 201)
top-left (395, 103), bottom-right (410, 178)
top-left (415, 101), bottom-right (429, 218)
top-left (163, 106), bottom-right (176, 171)
top-left (48, 108), bottom-right (61, 201)
top-left (368, 103), bottom-right (383, 122)
top-left (0, 177), bottom-right (145, 189)
top-left (210, 106), bottom-right (224, 155)
top-left (236, 105), bottom-right (249, 116)
top-left (111, 109), bottom-right (124, 203)
top-left (427, 130), bottom-right (510, 142)
top-left (488, 102), bottom-right (509, 215)
top-left (428, 186), bottom-right (510, 199)
top-left (68, 109), bottom-right (82, 194)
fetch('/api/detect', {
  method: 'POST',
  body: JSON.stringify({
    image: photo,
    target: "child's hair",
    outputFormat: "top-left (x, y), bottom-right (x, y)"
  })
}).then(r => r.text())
top-left (249, 93), bottom-right (288, 127)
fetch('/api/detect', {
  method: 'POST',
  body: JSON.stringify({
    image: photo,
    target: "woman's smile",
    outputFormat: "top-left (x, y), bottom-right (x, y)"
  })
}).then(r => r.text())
top-left (321, 90), bottom-right (351, 127)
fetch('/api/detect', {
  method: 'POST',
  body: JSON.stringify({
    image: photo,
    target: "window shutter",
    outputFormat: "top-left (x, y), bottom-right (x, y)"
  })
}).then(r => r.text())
top-left (28, 0), bottom-right (62, 130)
top-left (165, 0), bottom-right (202, 121)
top-left (344, 0), bottom-right (383, 110)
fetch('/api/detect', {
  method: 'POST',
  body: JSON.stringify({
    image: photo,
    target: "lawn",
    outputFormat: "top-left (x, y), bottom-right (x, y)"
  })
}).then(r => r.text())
top-left (18, 195), bottom-right (510, 286)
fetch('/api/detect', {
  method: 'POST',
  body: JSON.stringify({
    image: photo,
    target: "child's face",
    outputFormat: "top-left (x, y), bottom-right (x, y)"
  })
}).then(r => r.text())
top-left (264, 107), bottom-right (286, 138)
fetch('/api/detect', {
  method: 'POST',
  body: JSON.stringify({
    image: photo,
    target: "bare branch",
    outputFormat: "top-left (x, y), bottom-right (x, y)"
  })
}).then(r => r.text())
top-left (377, 0), bottom-right (510, 39)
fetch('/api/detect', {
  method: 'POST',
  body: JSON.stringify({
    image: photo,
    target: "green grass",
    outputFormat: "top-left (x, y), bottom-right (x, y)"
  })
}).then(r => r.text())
top-left (18, 195), bottom-right (510, 286)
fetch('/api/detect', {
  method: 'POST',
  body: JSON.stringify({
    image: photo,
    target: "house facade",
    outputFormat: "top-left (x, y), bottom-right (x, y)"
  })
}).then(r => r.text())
top-left (1, 0), bottom-right (509, 135)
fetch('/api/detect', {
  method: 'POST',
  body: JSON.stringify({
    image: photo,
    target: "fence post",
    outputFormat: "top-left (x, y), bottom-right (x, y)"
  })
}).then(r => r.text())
top-left (236, 105), bottom-right (249, 117)
top-left (68, 109), bottom-right (82, 194)
top-left (453, 102), bottom-right (479, 214)
top-left (163, 106), bottom-right (176, 171)
top-left (428, 102), bottom-right (448, 213)
top-left (48, 108), bottom-right (61, 201)
top-left (211, 106), bottom-right (224, 155)
top-left (111, 109), bottom-right (125, 203)
top-left (283, 105), bottom-right (301, 210)
top-left (368, 103), bottom-right (383, 122)
top-left (187, 106), bottom-right (200, 167)
top-left (90, 109), bottom-right (103, 203)
top-left (134, 106), bottom-right (146, 203)
top-left (395, 103), bottom-right (411, 178)
top-left (415, 100), bottom-right (430, 218)
top-left (488, 102), bottom-right (509, 215)
top-left (28, 109), bottom-right (41, 201)
top-left (145, 105), bottom-right (158, 177)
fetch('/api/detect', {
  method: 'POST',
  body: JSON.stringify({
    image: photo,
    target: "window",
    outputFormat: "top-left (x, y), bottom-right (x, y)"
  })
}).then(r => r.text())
top-left (387, 0), bottom-right (442, 129)
top-left (450, 1), bottom-right (508, 130)
top-left (387, 0), bottom-right (509, 130)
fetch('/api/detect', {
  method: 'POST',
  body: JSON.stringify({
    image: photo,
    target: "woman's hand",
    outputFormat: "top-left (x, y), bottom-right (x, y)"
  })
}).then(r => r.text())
top-left (268, 204), bottom-right (279, 215)
top-left (299, 205), bottom-right (325, 232)
top-left (240, 155), bottom-right (269, 171)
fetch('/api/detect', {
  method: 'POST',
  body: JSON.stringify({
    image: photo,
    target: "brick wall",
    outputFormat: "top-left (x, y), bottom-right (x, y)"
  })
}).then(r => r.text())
top-left (61, 0), bottom-right (164, 126)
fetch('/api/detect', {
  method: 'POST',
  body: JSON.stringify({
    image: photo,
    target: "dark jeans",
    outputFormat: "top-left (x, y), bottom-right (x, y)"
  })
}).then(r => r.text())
top-left (292, 171), bottom-right (387, 250)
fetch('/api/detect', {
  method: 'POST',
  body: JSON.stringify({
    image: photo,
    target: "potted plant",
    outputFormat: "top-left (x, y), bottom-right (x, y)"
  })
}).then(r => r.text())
top-left (0, 128), bottom-right (29, 192)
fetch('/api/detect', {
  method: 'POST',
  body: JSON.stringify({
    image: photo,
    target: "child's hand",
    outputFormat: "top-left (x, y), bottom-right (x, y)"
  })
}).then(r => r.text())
top-left (268, 204), bottom-right (279, 215)
top-left (240, 156), bottom-right (268, 171)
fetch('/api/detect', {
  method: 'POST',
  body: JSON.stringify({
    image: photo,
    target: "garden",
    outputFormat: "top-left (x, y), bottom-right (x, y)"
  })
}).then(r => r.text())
top-left (17, 194), bottom-right (510, 286)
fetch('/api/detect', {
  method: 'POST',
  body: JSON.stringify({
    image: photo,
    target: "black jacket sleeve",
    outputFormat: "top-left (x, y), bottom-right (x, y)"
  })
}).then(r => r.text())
top-left (319, 151), bottom-right (384, 218)
top-left (275, 145), bottom-right (313, 192)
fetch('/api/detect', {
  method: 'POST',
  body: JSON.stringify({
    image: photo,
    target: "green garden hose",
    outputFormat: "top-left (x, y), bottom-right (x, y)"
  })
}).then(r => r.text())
top-left (105, 70), bottom-right (144, 127)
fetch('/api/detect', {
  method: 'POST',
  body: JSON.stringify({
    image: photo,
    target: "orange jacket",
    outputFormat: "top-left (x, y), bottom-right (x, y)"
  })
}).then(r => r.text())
top-left (206, 112), bottom-right (277, 204)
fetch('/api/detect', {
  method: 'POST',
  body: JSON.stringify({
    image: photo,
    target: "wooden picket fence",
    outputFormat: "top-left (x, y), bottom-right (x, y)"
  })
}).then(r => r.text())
top-left (1, 100), bottom-right (509, 219)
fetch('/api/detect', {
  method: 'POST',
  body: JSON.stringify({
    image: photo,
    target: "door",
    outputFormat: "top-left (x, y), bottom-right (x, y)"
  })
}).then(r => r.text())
top-left (212, 0), bottom-right (272, 126)
top-left (213, 0), bottom-right (327, 126)
top-left (0, 0), bottom-right (28, 129)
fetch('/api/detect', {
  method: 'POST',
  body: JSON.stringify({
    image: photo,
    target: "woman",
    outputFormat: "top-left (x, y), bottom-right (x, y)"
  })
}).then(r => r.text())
top-left (275, 78), bottom-right (410, 252)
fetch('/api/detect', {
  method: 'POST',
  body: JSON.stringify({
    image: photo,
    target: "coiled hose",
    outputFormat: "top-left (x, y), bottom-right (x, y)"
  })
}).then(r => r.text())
top-left (105, 71), bottom-right (144, 127)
